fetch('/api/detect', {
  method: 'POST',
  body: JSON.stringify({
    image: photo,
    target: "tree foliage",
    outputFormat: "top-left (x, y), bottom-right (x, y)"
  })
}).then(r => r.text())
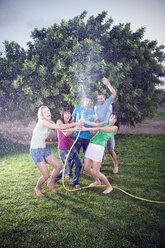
top-left (0, 11), bottom-right (164, 125)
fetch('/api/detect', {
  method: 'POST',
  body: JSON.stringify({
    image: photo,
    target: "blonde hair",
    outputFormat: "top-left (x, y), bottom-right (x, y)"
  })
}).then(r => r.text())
top-left (38, 105), bottom-right (49, 120)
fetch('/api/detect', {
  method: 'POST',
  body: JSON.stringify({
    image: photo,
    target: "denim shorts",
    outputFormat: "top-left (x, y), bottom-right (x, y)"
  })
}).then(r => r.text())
top-left (30, 148), bottom-right (52, 164)
top-left (106, 136), bottom-right (115, 151)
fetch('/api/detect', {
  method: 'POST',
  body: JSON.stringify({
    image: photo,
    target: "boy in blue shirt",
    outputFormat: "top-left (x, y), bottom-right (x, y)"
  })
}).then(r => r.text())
top-left (72, 97), bottom-right (95, 169)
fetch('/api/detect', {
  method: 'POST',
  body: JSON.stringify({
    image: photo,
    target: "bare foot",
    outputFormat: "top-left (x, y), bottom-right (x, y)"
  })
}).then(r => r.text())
top-left (47, 183), bottom-right (57, 194)
top-left (35, 187), bottom-right (44, 197)
top-left (65, 175), bottom-right (70, 180)
top-left (89, 180), bottom-right (101, 186)
top-left (74, 184), bottom-right (80, 188)
top-left (103, 186), bottom-right (113, 195)
top-left (113, 165), bottom-right (118, 174)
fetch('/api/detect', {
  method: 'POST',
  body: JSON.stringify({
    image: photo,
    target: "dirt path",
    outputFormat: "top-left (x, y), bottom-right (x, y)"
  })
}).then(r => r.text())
top-left (119, 117), bottom-right (165, 134)
top-left (0, 117), bottom-right (165, 144)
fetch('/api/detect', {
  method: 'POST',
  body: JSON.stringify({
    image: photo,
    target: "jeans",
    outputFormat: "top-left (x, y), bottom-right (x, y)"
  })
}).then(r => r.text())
top-left (73, 137), bottom-right (90, 169)
top-left (106, 136), bottom-right (115, 151)
top-left (55, 146), bottom-right (82, 186)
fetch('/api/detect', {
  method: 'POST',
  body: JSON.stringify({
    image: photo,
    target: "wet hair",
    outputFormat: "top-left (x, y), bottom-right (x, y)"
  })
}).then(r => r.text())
top-left (83, 96), bottom-right (92, 103)
top-left (110, 112), bottom-right (120, 130)
top-left (38, 105), bottom-right (49, 120)
top-left (61, 106), bottom-right (72, 124)
top-left (98, 92), bottom-right (105, 97)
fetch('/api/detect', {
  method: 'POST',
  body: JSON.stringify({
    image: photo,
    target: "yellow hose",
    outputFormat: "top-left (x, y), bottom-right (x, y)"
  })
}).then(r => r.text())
top-left (61, 131), bottom-right (165, 204)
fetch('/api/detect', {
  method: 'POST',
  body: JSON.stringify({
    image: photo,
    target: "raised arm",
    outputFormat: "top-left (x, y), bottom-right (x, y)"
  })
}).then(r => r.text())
top-left (103, 77), bottom-right (117, 101)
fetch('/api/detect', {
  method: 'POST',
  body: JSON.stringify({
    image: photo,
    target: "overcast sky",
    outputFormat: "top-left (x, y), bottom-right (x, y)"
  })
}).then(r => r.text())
top-left (0, 0), bottom-right (165, 88)
top-left (0, 0), bottom-right (165, 52)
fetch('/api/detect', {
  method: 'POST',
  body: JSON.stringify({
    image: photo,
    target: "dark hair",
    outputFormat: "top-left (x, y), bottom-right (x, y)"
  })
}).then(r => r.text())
top-left (61, 106), bottom-right (72, 124)
top-left (110, 112), bottom-right (120, 130)
top-left (84, 96), bottom-right (92, 101)
top-left (98, 92), bottom-right (105, 97)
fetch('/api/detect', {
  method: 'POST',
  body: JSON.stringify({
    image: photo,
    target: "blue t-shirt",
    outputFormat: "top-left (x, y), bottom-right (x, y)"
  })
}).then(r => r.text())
top-left (72, 106), bottom-right (95, 139)
top-left (95, 95), bottom-right (114, 122)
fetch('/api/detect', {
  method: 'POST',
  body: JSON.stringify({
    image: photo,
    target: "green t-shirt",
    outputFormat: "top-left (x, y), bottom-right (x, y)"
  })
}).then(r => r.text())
top-left (90, 123), bottom-right (115, 147)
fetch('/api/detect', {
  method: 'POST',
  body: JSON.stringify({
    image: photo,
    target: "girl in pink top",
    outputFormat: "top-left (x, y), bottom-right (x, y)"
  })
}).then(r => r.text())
top-left (55, 106), bottom-right (82, 187)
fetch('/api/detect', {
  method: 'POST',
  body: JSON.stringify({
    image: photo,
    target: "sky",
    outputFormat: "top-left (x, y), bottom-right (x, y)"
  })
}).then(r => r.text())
top-left (0, 0), bottom-right (165, 51)
top-left (0, 0), bottom-right (165, 86)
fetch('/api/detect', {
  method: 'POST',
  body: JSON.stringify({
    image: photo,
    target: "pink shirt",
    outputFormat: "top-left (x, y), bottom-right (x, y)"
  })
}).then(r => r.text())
top-left (57, 130), bottom-right (73, 150)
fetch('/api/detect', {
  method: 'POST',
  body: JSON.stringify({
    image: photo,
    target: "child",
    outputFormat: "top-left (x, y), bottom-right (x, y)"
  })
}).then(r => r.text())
top-left (30, 105), bottom-right (82, 197)
top-left (83, 112), bottom-right (119, 194)
top-left (55, 106), bottom-right (82, 187)
top-left (65, 112), bottom-right (119, 194)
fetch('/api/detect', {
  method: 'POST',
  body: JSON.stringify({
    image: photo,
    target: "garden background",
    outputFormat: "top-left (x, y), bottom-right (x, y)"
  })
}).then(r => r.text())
top-left (0, 10), bottom-right (165, 248)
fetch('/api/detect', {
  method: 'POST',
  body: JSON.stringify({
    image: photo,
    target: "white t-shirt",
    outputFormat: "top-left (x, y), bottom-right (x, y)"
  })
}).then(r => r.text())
top-left (30, 120), bottom-right (51, 149)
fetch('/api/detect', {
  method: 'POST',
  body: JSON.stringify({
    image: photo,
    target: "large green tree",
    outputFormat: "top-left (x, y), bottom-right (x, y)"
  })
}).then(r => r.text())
top-left (0, 11), bottom-right (164, 125)
top-left (0, 41), bottom-right (26, 120)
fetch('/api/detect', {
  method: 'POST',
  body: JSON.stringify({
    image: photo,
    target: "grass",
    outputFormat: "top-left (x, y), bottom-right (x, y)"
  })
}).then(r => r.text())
top-left (0, 133), bottom-right (165, 248)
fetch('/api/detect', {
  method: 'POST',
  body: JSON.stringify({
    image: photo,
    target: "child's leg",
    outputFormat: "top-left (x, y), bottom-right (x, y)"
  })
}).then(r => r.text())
top-left (46, 154), bottom-right (62, 193)
top-left (108, 149), bottom-right (118, 174)
top-left (35, 161), bottom-right (50, 197)
top-left (59, 149), bottom-right (70, 177)
top-left (107, 137), bottom-right (118, 174)
top-left (70, 148), bottom-right (82, 186)
top-left (84, 157), bottom-right (101, 185)
top-left (93, 161), bottom-right (113, 194)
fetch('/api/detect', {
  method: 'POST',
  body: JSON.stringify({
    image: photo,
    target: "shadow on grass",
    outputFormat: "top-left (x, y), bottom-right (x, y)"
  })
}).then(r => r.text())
top-left (44, 190), bottom-right (111, 226)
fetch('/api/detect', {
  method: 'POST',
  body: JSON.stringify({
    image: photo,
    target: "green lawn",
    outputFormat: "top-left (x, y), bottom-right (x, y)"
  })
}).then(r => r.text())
top-left (0, 134), bottom-right (165, 248)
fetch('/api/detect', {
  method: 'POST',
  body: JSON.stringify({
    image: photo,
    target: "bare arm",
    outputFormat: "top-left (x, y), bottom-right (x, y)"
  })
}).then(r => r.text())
top-left (72, 117), bottom-right (75, 122)
top-left (43, 120), bottom-right (78, 130)
top-left (56, 119), bottom-right (74, 136)
top-left (83, 120), bottom-right (106, 127)
top-left (78, 125), bottom-right (118, 133)
top-left (63, 126), bottom-right (99, 133)
top-left (97, 125), bottom-right (118, 133)
top-left (64, 125), bottom-right (118, 134)
top-left (103, 77), bottom-right (117, 101)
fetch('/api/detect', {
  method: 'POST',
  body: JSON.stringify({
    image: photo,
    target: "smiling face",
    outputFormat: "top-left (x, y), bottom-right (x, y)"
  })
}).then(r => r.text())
top-left (109, 114), bottom-right (117, 125)
top-left (63, 111), bottom-right (71, 123)
top-left (97, 94), bottom-right (105, 105)
top-left (83, 98), bottom-right (91, 109)
top-left (42, 107), bottom-right (51, 121)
